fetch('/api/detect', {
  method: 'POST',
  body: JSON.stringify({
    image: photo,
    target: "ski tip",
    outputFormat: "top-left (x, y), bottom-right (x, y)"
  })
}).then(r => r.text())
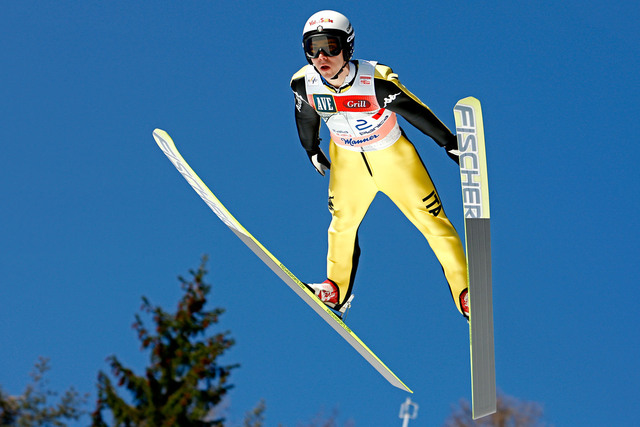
top-left (152, 129), bottom-right (174, 146)
top-left (455, 96), bottom-right (481, 107)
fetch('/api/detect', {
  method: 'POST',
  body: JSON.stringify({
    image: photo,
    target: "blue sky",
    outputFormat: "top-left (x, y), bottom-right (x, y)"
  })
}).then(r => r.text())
top-left (1, 1), bottom-right (638, 425)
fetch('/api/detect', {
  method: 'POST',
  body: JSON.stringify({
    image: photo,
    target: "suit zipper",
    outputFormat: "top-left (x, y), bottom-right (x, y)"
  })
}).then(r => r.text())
top-left (360, 152), bottom-right (373, 176)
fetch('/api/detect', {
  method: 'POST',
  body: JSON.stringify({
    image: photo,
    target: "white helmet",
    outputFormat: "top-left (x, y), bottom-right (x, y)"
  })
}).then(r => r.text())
top-left (302, 10), bottom-right (355, 65)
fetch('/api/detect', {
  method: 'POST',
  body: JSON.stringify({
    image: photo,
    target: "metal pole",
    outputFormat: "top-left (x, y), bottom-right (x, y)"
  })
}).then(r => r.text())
top-left (399, 397), bottom-right (418, 427)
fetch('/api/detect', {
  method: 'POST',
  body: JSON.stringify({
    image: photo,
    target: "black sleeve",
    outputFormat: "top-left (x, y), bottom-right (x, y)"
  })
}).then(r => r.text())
top-left (374, 75), bottom-right (456, 148)
top-left (290, 77), bottom-right (323, 156)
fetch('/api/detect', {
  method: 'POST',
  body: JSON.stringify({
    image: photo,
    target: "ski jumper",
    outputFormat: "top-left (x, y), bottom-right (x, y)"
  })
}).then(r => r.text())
top-left (290, 60), bottom-right (468, 315)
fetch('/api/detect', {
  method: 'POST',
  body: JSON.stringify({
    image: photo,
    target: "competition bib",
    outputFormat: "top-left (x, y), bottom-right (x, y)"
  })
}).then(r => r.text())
top-left (305, 60), bottom-right (401, 152)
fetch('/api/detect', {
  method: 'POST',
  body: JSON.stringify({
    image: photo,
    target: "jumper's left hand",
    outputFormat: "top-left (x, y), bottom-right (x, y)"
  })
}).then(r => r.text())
top-left (445, 137), bottom-right (460, 165)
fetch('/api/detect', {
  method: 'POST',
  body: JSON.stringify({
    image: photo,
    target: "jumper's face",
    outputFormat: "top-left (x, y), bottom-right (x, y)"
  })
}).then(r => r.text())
top-left (311, 50), bottom-right (345, 81)
top-left (305, 33), bottom-right (346, 81)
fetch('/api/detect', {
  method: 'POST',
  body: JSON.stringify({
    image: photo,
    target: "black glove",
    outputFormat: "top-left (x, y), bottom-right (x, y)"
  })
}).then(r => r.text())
top-left (444, 136), bottom-right (460, 165)
top-left (308, 148), bottom-right (331, 176)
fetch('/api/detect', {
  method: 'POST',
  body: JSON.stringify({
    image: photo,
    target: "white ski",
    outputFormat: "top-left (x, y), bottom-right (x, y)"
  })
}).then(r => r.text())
top-left (453, 97), bottom-right (497, 419)
top-left (152, 129), bottom-right (412, 393)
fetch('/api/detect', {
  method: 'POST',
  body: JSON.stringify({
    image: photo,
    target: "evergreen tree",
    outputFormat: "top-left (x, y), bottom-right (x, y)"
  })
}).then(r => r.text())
top-left (0, 357), bottom-right (87, 426)
top-left (92, 256), bottom-right (238, 427)
top-left (241, 399), bottom-right (265, 427)
top-left (444, 392), bottom-right (548, 427)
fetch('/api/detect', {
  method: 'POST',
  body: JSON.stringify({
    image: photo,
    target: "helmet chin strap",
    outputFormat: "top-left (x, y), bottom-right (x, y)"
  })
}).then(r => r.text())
top-left (313, 60), bottom-right (349, 85)
top-left (330, 60), bottom-right (349, 80)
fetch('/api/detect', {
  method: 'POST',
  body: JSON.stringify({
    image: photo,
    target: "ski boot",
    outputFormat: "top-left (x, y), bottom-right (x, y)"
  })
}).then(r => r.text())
top-left (460, 288), bottom-right (470, 320)
top-left (306, 279), bottom-right (354, 318)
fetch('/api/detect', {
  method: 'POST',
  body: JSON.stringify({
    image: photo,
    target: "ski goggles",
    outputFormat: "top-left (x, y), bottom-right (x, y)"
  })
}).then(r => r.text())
top-left (304, 34), bottom-right (342, 59)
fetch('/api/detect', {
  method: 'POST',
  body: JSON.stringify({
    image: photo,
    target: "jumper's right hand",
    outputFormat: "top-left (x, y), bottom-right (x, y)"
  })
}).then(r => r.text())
top-left (309, 148), bottom-right (331, 176)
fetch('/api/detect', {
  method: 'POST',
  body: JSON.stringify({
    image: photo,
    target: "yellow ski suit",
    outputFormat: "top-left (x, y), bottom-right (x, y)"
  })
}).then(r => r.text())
top-left (290, 60), bottom-right (468, 315)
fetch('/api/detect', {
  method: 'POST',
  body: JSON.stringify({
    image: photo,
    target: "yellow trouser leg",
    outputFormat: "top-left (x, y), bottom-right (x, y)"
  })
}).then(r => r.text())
top-left (327, 142), bottom-right (378, 304)
top-left (365, 136), bottom-right (469, 314)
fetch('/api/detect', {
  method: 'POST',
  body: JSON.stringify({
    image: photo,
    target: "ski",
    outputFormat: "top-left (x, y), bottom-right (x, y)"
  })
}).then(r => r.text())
top-left (453, 97), bottom-right (497, 419)
top-left (152, 129), bottom-right (412, 393)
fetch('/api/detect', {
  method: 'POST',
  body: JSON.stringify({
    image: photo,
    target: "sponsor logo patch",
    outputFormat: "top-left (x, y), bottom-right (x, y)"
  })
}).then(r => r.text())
top-left (382, 92), bottom-right (401, 108)
top-left (313, 94), bottom-right (337, 112)
top-left (359, 75), bottom-right (372, 85)
top-left (308, 18), bottom-right (334, 26)
top-left (343, 99), bottom-right (371, 109)
top-left (340, 134), bottom-right (379, 146)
